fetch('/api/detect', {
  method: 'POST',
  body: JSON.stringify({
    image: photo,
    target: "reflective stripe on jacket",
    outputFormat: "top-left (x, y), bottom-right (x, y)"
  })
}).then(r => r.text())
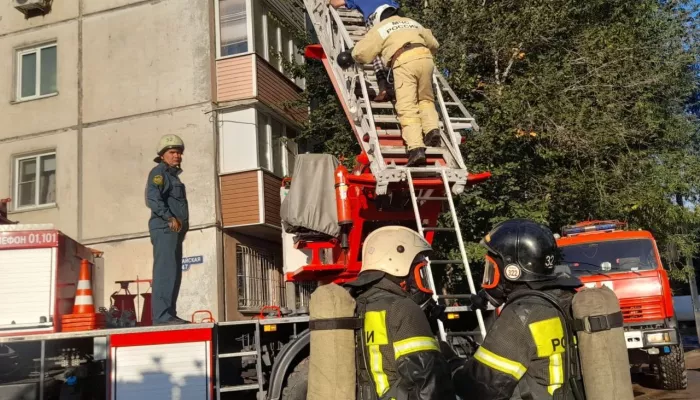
top-left (453, 288), bottom-right (577, 400)
top-left (355, 278), bottom-right (455, 400)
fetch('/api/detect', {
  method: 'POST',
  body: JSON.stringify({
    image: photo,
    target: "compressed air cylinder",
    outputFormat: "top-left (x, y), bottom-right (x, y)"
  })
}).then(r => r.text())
top-left (307, 283), bottom-right (357, 400)
top-left (572, 286), bottom-right (634, 400)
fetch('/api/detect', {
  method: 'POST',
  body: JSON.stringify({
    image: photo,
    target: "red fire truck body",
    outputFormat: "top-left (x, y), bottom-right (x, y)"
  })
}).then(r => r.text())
top-left (556, 221), bottom-right (687, 390)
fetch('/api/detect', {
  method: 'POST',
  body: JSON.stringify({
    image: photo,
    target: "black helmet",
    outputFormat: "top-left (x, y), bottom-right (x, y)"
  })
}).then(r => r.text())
top-left (480, 218), bottom-right (559, 286)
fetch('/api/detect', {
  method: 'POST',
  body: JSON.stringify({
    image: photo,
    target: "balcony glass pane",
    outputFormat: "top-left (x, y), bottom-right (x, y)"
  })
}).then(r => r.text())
top-left (220, 0), bottom-right (248, 56)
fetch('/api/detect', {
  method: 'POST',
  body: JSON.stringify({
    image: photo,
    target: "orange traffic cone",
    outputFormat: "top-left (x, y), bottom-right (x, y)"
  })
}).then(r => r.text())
top-left (61, 260), bottom-right (105, 332)
top-left (73, 259), bottom-right (95, 314)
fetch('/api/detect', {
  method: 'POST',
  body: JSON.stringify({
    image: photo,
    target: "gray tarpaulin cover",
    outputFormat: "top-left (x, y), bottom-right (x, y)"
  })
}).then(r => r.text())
top-left (281, 154), bottom-right (341, 237)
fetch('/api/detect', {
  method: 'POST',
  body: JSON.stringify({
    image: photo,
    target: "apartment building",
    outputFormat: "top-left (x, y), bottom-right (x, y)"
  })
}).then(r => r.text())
top-left (0, 0), bottom-right (308, 322)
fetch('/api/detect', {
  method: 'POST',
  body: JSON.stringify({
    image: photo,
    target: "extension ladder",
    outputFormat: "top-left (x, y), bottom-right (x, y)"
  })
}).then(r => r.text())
top-left (302, 1), bottom-right (487, 341)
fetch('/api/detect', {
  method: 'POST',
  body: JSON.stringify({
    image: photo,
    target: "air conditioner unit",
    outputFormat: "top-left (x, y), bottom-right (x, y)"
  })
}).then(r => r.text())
top-left (13, 0), bottom-right (51, 15)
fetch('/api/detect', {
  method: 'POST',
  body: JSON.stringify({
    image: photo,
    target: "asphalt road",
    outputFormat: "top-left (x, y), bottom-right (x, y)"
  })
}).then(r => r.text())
top-left (632, 350), bottom-right (700, 399)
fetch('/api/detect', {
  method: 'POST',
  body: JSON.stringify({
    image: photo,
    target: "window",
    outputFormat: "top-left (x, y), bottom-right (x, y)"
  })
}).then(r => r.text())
top-left (218, 0), bottom-right (248, 57)
top-left (237, 244), bottom-right (285, 311)
top-left (253, 2), bottom-right (303, 83)
top-left (16, 43), bottom-right (57, 101)
top-left (14, 152), bottom-right (56, 209)
top-left (257, 111), bottom-right (299, 177)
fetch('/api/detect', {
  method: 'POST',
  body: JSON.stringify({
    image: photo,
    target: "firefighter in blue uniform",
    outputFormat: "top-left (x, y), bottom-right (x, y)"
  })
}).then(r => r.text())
top-left (145, 134), bottom-right (190, 325)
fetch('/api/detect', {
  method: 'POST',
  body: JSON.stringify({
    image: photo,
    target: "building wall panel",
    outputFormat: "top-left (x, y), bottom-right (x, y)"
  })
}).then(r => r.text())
top-left (0, 0), bottom-right (78, 34)
top-left (216, 55), bottom-right (255, 102)
top-left (82, 0), bottom-right (212, 123)
top-left (221, 171), bottom-right (260, 227)
top-left (255, 57), bottom-right (305, 123)
top-left (262, 171), bottom-right (281, 227)
top-left (0, 22), bottom-right (79, 140)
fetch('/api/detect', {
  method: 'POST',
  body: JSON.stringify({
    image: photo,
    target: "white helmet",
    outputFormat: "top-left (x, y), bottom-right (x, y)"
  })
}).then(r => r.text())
top-left (154, 134), bottom-right (185, 162)
top-left (361, 225), bottom-right (432, 277)
top-left (370, 4), bottom-right (397, 27)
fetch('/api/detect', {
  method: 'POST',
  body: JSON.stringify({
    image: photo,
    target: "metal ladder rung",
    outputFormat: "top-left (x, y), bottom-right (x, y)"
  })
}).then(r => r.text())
top-left (220, 384), bottom-right (259, 392)
top-left (381, 146), bottom-right (444, 155)
top-left (430, 260), bottom-right (464, 265)
top-left (422, 227), bottom-right (455, 232)
top-left (416, 196), bottom-right (450, 200)
top-left (218, 351), bottom-right (257, 358)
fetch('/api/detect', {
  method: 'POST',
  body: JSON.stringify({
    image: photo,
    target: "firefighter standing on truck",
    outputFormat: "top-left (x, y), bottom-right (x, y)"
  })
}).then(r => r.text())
top-left (337, 5), bottom-right (441, 167)
top-left (345, 225), bottom-right (455, 400)
top-left (145, 134), bottom-right (190, 326)
top-left (441, 219), bottom-right (584, 400)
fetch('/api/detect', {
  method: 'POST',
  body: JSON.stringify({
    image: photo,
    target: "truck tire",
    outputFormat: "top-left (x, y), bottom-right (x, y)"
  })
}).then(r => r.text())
top-left (281, 357), bottom-right (309, 400)
top-left (655, 345), bottom-right (688, 390)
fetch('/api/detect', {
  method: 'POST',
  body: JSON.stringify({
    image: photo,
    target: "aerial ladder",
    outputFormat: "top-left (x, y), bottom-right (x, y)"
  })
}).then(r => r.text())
top-left (295, 0), bottom-right (490, 343)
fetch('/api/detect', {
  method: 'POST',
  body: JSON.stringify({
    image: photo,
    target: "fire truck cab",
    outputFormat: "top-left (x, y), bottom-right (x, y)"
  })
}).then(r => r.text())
top-left (556, 220), bottom-right (687, 390)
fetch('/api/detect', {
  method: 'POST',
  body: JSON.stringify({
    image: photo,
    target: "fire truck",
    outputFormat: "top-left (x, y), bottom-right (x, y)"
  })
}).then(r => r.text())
top-left (0, 2), bottom-right (491, 400)
top-left (556, 220), bottom-right (688, 390)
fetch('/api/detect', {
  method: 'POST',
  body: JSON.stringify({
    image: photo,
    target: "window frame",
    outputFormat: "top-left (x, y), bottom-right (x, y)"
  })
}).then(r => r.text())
top-left (256, 110), bottom-right (298, 178)
top-left (15, 42), bottom-right (58, 102)
top-left (214, 0), bottom-right (255, 60)
top-left (13, 151), bottom-right (57, 211)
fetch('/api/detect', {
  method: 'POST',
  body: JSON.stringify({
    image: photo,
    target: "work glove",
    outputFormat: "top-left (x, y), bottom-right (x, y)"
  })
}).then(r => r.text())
top-left (168, 217), bottom-right (182, 233)
top-left (337, 48), bottom-right (355, 69)
top-left (439, 340), bottom-right (465, 373)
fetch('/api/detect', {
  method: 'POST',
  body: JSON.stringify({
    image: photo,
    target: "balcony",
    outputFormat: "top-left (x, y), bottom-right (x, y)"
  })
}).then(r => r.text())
top-left (220, 169), bottom-right (282, 242)
top-left (216, 54), bottom-right (306, 124)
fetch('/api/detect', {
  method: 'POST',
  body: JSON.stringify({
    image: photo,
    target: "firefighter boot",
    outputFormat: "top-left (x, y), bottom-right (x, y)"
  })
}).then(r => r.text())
top-left (374, 76), bottom-right (394, 102)
top-left (423, 129), bottom-right (441, 147)
top-left (406, 147), bottom-right (426, 167)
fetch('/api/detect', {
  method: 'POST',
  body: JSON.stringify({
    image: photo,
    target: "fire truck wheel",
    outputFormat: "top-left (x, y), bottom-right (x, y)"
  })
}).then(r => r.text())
top-left (281, 357), bottom-right (309, 400)
top-left (654, 345), bottom-right (688, 390)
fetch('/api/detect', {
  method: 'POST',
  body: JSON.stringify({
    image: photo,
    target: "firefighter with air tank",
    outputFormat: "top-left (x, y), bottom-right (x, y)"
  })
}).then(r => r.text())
top-left (439, 218), bottom-right (635, 400)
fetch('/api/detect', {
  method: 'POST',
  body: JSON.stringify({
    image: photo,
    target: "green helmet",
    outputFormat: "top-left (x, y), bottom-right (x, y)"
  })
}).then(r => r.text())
top-left (154, 134), bottom-right (184, 162)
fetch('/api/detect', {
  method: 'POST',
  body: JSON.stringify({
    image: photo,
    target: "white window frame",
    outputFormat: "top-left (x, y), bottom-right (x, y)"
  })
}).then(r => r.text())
top-left (15, 43), bottom-right (57, 102)
top-left (256, 111), bottom-right (297, 178)
top-left (13, 151), bottom-right (57, 211)
top-left (214, 0), bottom-right (254, 60)
top-left (253, 1), bottom-right (300, 84)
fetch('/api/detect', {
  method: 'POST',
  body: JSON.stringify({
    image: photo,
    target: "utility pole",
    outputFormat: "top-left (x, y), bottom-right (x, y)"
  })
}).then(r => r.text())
top-left (687, 255), bottom-right (700, 345)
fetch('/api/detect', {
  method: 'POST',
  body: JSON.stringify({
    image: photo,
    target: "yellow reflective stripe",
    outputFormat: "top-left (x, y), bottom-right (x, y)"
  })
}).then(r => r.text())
top-left (528, 317), bottom-right (565, 358)
top-left (364, 311), bottom-right (390, 396)
top-left (369, 344), bottom-right (390, 396)
top-left (365, 311), bottom-right (389, 345)
top-left (393, 336), bottom-right (439, 359)
top-left (548, 352), bottom-right (564, 395)
top-left (528, 316), bottom-right (566, 394)
top-left (473, 347), bottom-right (527, 380)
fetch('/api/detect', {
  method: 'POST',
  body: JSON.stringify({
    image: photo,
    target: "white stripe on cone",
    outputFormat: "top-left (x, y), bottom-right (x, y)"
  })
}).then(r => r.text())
top-left (74, 295), bottom-right (93, 305)
top-left (77, 280), bottom-right (91, 290)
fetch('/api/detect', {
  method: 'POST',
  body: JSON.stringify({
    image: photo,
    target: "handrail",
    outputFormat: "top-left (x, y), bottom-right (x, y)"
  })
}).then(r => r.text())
top-left (432, 74), bottom-right (467, 170)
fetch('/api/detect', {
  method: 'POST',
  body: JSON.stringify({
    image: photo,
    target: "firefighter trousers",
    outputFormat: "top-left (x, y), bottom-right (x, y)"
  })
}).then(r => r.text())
top-left (392, 51), bottom-right (440, 151)
top-left (150, 227), bottom-right (185, 323)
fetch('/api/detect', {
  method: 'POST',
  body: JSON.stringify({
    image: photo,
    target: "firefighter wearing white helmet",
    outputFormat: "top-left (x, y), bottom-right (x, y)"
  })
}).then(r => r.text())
top-left (336, 5), bottom-right (441, 167)
top-left (145, 134), bottom-right (190, 325)
top-left (345, 225), bottom-right (455, 400)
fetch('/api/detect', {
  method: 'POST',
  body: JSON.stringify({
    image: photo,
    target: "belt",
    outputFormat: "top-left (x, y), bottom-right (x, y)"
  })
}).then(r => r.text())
top-left (388, 42), bottom-right (428, 69)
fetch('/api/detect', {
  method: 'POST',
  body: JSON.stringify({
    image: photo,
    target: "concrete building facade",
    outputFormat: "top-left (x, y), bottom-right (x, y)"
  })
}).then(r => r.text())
top-left (1, 0), bottom-right (308, 323)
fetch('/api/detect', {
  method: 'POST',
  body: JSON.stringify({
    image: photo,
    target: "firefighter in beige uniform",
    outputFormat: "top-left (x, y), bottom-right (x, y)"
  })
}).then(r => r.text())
top-left (338, 6), bottom-right (441, 167)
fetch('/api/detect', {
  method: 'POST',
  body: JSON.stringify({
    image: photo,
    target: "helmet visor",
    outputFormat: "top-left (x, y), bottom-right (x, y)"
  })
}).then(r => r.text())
top-left (411, 260), bottom-right (434, 295)
top-left (482, 255), bottom-right (500, 289)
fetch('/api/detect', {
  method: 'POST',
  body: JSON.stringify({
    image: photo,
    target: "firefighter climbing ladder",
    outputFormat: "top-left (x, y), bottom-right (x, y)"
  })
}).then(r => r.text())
top-left (302, 1), bottom-right (488, 341)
